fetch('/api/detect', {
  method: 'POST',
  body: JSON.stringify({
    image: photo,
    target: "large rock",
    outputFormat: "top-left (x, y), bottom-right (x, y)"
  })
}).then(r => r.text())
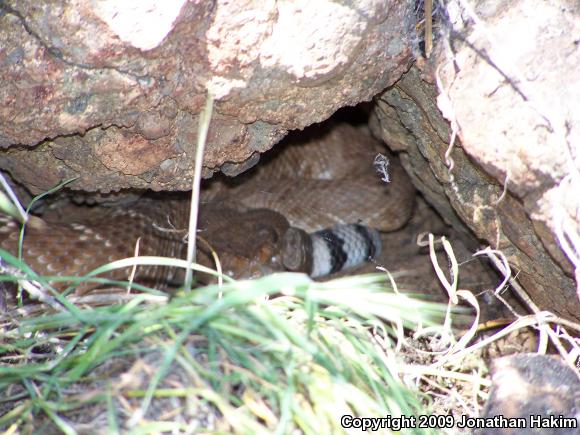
top-left (0, 0), bottom-right (414, 193)
top-left (371, 0), bottom-right (579, 320)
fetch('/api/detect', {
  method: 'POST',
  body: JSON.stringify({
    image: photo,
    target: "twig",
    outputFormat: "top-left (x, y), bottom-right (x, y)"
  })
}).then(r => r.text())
top-left (184, 92), bottom-right (214, 292)
top-left (424, 0), bottom-right (433, 58)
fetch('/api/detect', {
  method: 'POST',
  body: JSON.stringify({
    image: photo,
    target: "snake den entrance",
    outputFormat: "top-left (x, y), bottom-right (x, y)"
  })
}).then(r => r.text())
top-left (1, 112), bottom-right (496, 307)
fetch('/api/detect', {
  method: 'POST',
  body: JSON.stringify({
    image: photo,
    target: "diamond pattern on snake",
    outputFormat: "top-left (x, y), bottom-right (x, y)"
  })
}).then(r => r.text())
top-left (0, 123), bottom-right (415, 293)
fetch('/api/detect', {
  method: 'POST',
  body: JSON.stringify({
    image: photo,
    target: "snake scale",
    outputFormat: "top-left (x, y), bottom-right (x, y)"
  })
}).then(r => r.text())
top-left (0, 123), bottom-right (415, 294)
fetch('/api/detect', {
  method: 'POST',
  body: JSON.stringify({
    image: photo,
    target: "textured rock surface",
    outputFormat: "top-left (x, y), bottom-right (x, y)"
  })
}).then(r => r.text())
top-left (0, 0), bottom-right (414, 193)
top-left (479, 354), bottom-right (579, 434)
top-left (371, 0), bottom-right (580, 321)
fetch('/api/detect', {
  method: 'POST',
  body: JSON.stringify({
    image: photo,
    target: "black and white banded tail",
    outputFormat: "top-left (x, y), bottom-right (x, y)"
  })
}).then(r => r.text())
top-left (282, 224), bottom-right (381, 278)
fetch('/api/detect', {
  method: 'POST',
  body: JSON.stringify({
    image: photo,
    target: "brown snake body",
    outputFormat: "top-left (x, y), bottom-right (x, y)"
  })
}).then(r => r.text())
top-left (0, 123), bottom-right (415, 294)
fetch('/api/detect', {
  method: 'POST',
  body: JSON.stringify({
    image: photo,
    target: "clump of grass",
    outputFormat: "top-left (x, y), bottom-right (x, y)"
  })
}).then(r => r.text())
top-left (0, 265), bottom-right (449, 433)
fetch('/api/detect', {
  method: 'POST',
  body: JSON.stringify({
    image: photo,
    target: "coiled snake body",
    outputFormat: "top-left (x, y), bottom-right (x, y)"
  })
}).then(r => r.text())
top-left (0, 124), bottom-right (415, 293)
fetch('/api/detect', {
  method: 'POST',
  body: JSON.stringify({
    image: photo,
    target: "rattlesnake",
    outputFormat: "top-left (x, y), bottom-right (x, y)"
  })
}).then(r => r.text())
top-left (0, 123), bottom-right (415, 293)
